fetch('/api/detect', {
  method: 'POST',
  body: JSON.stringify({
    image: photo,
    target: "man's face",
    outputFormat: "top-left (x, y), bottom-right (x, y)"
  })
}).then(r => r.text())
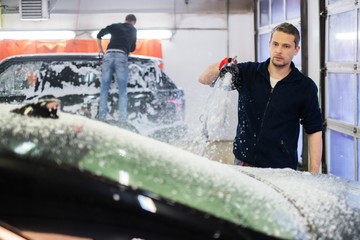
top-left (269, 31), bottom-right (300, 68)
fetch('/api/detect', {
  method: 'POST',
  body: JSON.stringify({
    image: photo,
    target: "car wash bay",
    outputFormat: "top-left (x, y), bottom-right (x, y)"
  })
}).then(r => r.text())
top-left (0, 0), bottom-right (359, 182)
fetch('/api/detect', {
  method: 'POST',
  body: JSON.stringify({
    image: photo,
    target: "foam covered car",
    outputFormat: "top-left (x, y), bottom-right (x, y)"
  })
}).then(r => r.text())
top-left (0, 53), bottom-right (186, 140)
top-left (0, 102), bottom-right (359, 240)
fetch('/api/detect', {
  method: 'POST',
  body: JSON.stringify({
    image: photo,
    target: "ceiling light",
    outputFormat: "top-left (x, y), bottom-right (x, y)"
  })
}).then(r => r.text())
top-left (0, 31), bottom-right (75, 40)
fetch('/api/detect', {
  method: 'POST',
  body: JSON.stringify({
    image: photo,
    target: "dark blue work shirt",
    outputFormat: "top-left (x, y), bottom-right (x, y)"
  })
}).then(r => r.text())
top-left (233, 58), bottom-right (323, 169)
top-left (97, 22), bottom-right (137, 55)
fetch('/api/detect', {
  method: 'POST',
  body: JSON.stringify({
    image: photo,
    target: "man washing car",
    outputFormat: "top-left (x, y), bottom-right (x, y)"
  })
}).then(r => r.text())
top-left (97, 14), bottom-right (137, 126)
top-left (199, 22), bottom-right (323, 173)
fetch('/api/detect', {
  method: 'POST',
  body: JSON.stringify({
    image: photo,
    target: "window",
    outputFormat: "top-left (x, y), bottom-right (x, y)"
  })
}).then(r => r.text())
top-left (325, 1), bottom-right (360, 181)
top-left (258, 33), bottom-right (270, 62)
top-left (259, 0), bottom-right (270, 27)
top-left (329, 130), bottom-right (355, 181)
top-left (327, 73), bottom-right (355, 124)
top-left (0, 62), bottom-right (42, 96)
top-left (272, 0), bottom-right (284, 24)
top-left (286, 0), bottom-right (300, 20)
top-left (328, 10), bottom-right (356, 62)
top-left (159, 72), bottom-right (177, 90)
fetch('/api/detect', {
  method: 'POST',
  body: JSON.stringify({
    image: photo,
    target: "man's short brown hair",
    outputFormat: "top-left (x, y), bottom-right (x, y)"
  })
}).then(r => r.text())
top-left (271, 22), bottom-right (300, 47)
top-left (125, 14), bottom-right (137, 23)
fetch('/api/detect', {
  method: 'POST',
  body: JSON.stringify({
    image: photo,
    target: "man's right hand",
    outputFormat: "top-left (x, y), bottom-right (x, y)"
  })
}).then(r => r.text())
top-left (198, 62), bottom-right (220, 85)
top-left (96, 38), bottom-right (105, 58)
top-left (218, 57), bottom-right (237, 70)
top-left (219, 56), bottom-right (238, 80)
top-left (199, 57), bottom-right (238, 88)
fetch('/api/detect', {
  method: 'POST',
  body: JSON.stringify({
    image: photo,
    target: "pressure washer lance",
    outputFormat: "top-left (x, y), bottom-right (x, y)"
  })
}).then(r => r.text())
top-left (211, 56), bottom-right (239, 91)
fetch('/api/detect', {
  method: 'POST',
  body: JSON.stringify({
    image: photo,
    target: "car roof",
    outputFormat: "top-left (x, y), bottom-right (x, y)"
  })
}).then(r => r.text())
top-left (0, 53), bottom-right (162, 63)
top-left (0, 103), bottom-right (359, 239)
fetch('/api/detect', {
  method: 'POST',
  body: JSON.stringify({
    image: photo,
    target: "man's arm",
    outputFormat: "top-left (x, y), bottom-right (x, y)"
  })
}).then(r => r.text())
top-left (96, 27), bottom-right (108, 55)
top-left (308, 131), bottom-right (323, 173)
top-left (198, 63), bottom-right (219, 85)
top-left (97, 38), bottom-right (104, 54)
top-left (130, 29), bottom-right (137, 52)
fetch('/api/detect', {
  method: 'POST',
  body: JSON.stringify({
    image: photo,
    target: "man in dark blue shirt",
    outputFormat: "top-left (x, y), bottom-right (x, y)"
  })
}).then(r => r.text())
top-left (97, 14), bottom-right (137, 126)
top-left (199, 23), bottom-right (323, 173)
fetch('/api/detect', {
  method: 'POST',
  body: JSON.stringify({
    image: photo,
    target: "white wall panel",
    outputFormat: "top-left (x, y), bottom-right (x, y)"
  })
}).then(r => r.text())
top-left (307, 0), bottom-right (320, 87)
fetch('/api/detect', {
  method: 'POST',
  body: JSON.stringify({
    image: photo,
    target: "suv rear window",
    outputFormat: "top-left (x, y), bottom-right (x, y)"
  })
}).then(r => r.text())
top-left (0, 57), bottom-right (176, 98)
top-left (0, 60), bottom-right (102, 97)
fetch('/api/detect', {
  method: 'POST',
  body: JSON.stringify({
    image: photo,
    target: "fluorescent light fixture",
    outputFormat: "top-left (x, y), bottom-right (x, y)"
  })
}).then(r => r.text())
top-left (0, 31), bottom-right (75, 40)
top-left (92, 29), bottom-right (173, 40)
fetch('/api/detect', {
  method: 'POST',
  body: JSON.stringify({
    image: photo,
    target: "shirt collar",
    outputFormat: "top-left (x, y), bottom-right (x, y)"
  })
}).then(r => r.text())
top-left (257, 58), bottom-right (300, 82)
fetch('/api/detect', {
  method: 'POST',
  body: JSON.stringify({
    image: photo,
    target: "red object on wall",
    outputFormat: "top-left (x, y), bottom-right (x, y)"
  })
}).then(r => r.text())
top-left (0, 39), bottom-right (163, 61)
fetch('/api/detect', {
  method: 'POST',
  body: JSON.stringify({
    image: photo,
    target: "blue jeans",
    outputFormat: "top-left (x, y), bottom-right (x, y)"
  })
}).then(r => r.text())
top-left (98, 51), bottom-right (128, 124)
